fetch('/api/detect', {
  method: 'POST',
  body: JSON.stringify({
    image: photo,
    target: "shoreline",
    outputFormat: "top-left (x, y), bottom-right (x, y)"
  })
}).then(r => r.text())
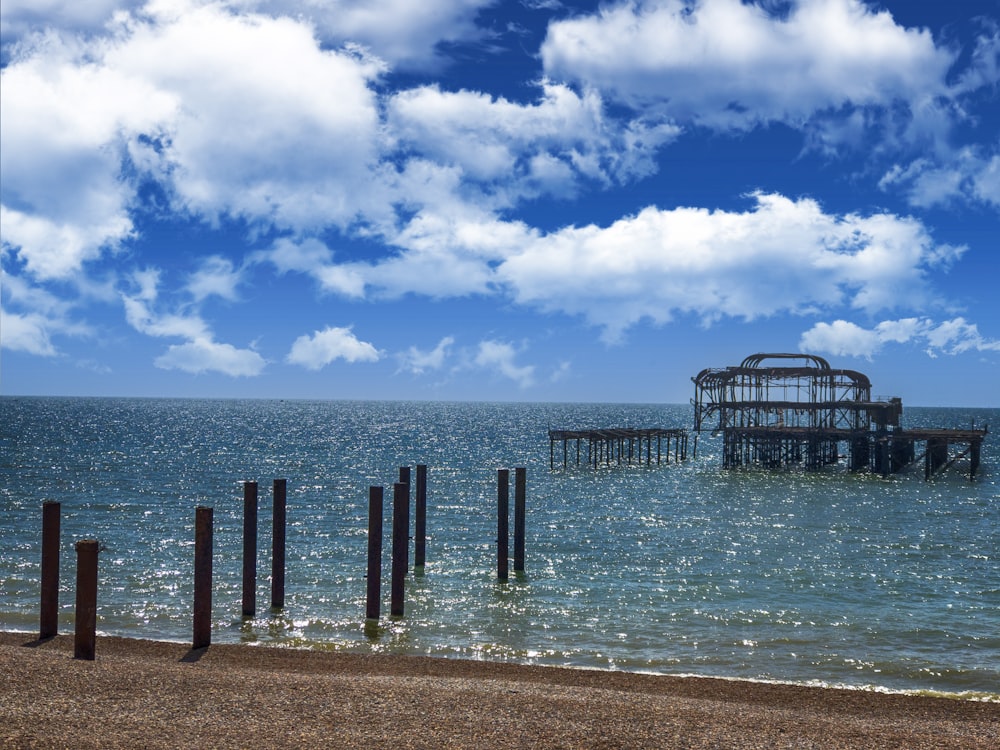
top-left (3, 631), bottom-right (997, 749)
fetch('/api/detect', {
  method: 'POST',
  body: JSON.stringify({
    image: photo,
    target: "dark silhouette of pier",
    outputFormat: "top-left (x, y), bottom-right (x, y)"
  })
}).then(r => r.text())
top-left (692, 353), bottom-right (986, 480)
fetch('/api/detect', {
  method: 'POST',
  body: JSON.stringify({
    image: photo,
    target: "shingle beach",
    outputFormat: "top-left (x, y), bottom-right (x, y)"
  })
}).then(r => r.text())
top-left (1, 632), bottom-right (996, 749)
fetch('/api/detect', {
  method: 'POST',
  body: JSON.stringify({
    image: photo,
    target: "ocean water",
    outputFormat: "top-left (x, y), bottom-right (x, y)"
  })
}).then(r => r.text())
top-left (1, 397), bottom-right (997, 698)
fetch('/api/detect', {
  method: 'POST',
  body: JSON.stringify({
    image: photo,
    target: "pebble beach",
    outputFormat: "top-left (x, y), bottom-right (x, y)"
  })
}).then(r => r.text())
top-left (2, 631), bottom-right (996, 749)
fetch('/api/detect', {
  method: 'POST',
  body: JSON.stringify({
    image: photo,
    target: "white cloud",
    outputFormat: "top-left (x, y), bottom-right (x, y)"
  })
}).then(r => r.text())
top-left (798, 319), bottom-right (882, 358)
top-left (2, 1), bottom-right (492, 69)
top-left (800, 316), bottom-right (1000, 358)
top-left (0, 36), bottom-right (176, 279)
top-left (880, 147), bottom-right (1000, 210)
top-left (0, 308), bottom-right (58, 356)
top-left (0, 272), bottom-right (96, 355)
top-left (399, 335), bottom-right (454, 374)
top-left (923, 317), bottom-right (1000, 355)
top-left (154, 337), bottom-right (266, 375)
top-left (121, 268), bottom-right (266, 374)
top-left (261, 238), bottom-right (367, 298)
top-left (246, 0), bottom-right (493, 69)
top-left (123, 294), bottom-right (209, 342)
top-left (1, 1), bottom-right (397, 295)
top-left (112, 3), bottom-right (388, 233)
top-left (387, 81), bottom-right (678, 203)
top-left (541, 0), bottom-right (951, 132)
top-left (0, 0), bottom-right (140, 39)
top-left (186, 256), bottom-right (242, 302)
top-left (973, 154), bottom-right (1000, 207)
top-left (473, 339), bottom-right (535, 388)
top-left (497, 192), bottom-right (963, 339)
top-left (286, 325), bottom-right (380, 370)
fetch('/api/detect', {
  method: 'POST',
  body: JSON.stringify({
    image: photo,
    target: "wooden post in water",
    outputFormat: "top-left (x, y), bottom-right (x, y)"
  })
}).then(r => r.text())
top-left (271, 479), bottom-right (286, 610)
top-left (40, 501), bottom-right (61, 639)
top-left (513, 467), bottom-right (526, 573)
top-left (497, 469), bottom-right (509, 581)
top-left (73, 539), bottom-right (99, 660)
top-left (366, 486), bottom-right (383, 620)
top-left (415, 465), bottom-right (427, 569)
top-left (391, 482), bottom-right (407, 617)
top-left (193, 506), bottom-right (213, 649)
top-left (398, 467), bottom-right (411, 573)
top-left (242, 481), bottom-right (258, 617)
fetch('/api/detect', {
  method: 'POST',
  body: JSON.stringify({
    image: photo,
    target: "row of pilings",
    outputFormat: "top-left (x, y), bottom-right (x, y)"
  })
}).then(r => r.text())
top-left (33, 466), bottom-right (529, 658)
top-left (719, 427), bottom-right (985, 480)
top-left (548, 428), bottom-right (691, 469)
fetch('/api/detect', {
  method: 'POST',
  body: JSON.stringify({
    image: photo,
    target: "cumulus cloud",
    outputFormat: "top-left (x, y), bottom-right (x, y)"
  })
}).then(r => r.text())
top-left (541, 0), bottom-right (951, 133)
top-left (800, 317), bottom-right (1000, 358)
top-left (245, 0), bottom-right (493, 69)
top-left (0, 273), bottom-right (94, 356)
top-left (1, 3), bottom-right (390, 285)
top-left (0, 309), bottom-right (58, 356)
top-left (113, 3), bottom-right (388, 233)
top-left (2, 1), bottom-right (492, 70)
top-left (0, 37), bottom-right (176, 280)
top-left (387, 82), bottom-right (679, 203)
top-left (399, 335), bottom-right (455, 374)
top-left (259, 238), bottom-right (367, 298)
top-left (881, 148), bottom-right (1000, 210)
top-left (473, 339), bottom-right (535, 388)
top-left (286, 325), bottom-right (381, 370)
top-left (186, 256), bottom-right (243, 303)
top-left (496, 192), bottom-right (964, 339)
top-left (0, 0), bottom-right (141, 40)
top-left (121, 268), bottom-right (266, 375)
top-left (154, 338), bottom-right (267, 376)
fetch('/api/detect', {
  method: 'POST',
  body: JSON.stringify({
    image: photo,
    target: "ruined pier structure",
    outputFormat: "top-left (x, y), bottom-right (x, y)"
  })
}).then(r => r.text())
top-left (549, 428), bottom-right (689, 469)
top-left (692, 353), bottom-right (987, 480)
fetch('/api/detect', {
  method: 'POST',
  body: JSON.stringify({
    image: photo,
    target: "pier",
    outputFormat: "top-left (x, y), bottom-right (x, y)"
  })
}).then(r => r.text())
top-left (693, 353), bottom-right (987, 480)
top-left (548, 428), bottom-right (689, 469)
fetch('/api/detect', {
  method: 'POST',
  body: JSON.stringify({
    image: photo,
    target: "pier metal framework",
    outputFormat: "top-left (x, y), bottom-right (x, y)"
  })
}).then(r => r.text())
top-left (692, 353), bottom-right (986, 479)
top-left (548, 428), bottom-right (689, 469)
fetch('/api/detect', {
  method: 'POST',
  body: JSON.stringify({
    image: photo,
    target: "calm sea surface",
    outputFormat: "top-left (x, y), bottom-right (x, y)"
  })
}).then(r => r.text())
top-left (1, 397), bottom-right (997, 698)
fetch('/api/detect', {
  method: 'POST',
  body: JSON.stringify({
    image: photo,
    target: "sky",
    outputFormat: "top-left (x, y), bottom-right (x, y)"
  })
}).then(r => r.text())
top-left (1, 0), bottom-right (998, 407)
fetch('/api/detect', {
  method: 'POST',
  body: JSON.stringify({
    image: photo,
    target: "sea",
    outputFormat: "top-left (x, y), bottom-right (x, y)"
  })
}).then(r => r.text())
top-left (1, 397), bottom-right (997, 700)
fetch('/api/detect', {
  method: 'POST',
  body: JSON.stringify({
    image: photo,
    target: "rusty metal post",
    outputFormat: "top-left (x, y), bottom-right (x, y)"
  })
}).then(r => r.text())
top-left (193, 506), bottom-right (213, 649)
top-left (271, 479), bottom-right (286, 610)
top-left (40, 502), bottom-right (61, 639)
top-left (398, 467), bottom-right (411, 573)
top-left (390, 482), bottom-right (407, 617)
top-left (513, 467), bottom-right (526, 573)
top-left (497, 469), bottom-right (509, 581)
top-left (242, 480), bottom-right (257, 617)
top-left (366, 486), bottom-right (383, 621)
top-left (415, 465), bottom-right (427, 570)
top-left (73, 540), bottom-right (99, 660)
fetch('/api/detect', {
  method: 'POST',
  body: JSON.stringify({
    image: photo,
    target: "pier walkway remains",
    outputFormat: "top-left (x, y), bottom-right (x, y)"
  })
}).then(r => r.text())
top-left (548, 428), bottom-right (689, 469)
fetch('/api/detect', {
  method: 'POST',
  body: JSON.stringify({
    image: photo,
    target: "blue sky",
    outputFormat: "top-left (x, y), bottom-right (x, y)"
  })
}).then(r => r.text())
top-left (1, 0), bottom-right (998, 406)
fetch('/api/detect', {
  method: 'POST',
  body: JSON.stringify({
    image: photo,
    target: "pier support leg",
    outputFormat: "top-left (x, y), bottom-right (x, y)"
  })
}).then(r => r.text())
top-left (497, 469), bottom-right (509, 581)
top-left (193, 506), bottom-right (213, 649)
top-left (366, 487), bottom-right (383, 621)
top-left (514, 467), bottom-right (525, 573)
top-left (271, 479), bottom-right (286, 610)
top-left (398, 467), bottom-right (411, 573)
top-left (40, 502), bottom-right (61, 639)
top-left (74, 540), bottom-right (99, 660)
top-left (242, 481), bottom-right (257, 617)
top-left (391, 483), bottom-right (407, 617)
top-left (415, 465), bottom-right (427, 570)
